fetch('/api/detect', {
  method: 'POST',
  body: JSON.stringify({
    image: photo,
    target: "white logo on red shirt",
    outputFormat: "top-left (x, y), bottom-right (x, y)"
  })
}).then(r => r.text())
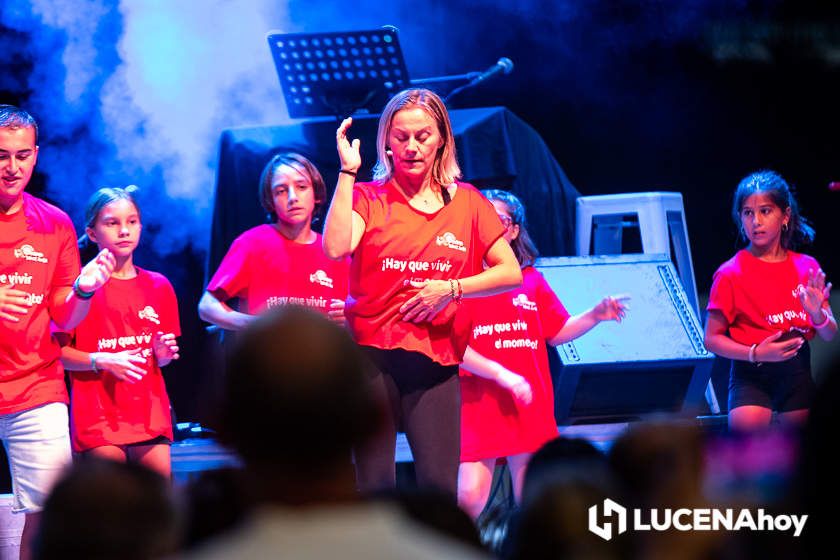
top-left (138, 305), bottom-right (161, 325)
top-left (309, 269), bottom-right (334, 288)
top-left (792, 284), bottom-right (806, 299)
top-left (435, 232), bottom-right (467, 253)
top-left (511, 293), bottom-right (538, 311)
top-left (13, 244), bottom-right (48, 263)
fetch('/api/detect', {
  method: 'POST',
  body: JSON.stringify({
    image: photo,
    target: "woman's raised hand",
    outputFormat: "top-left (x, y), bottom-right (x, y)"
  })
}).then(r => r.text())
top-left (336, 117), bottom-right (361, 172)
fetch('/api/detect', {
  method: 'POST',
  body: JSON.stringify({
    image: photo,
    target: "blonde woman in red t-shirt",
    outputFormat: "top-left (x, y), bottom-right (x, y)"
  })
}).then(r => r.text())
top-left (704, 170), bottom-right (836, 431)
top-left (324, 88), bottom-right (522, 496)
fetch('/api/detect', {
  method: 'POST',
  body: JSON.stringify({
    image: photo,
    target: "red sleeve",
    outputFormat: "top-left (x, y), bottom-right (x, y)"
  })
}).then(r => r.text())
top-left (469, 186), bottom-right (506, 260)
top-left (206, 234), bottom-right (251, 302)
top-left (160, 277), bottom-right (181, 337)
top-left (707, 268), bottom-right (736, 324)
top-left (351, 183), bottom-right (372, 224)
top-left (48, 220), bottom-right (82, 317)
top-left (532, 270), bottom-right (570, 339)
top-left (53, 223), bottom-right (81, 287)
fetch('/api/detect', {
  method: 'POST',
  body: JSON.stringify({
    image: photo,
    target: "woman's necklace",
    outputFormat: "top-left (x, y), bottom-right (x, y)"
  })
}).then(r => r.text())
top-left (396, 178), bottom-right (443, 209)
top-left (414, 187), bottom-right (441, 206)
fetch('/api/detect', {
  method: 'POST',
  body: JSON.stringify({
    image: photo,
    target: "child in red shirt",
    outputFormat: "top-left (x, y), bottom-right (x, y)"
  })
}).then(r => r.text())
top-left (705, 170), bottom-right (837, 430)
top-left (58, 186), bottom-right (181, 477)
top-left (456, 190), bottom-right (628, 519)
top-left (199, 153), bottom-right (348, 328)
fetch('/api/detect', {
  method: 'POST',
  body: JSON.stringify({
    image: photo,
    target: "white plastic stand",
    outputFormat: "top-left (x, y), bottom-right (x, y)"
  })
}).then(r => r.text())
top-left (575, 192), bottom-right (718, 413)
top-left (576, 192), bottom-right (699, 316)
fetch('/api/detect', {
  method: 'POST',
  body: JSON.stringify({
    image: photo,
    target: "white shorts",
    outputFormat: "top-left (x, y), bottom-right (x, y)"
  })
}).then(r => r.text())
top-left (0, 402), bottom-right (72, 513)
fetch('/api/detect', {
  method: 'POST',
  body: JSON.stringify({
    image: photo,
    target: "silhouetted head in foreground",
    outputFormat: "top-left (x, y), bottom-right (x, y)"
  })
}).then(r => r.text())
top-left (34, 458), bottom-right (179, 560)
top-left (220, 306), bottom-right (382, 502)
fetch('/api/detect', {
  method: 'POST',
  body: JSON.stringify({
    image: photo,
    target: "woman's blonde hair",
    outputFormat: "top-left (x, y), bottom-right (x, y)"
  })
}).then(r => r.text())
top-left (372, 88), bottom-right (461, 186)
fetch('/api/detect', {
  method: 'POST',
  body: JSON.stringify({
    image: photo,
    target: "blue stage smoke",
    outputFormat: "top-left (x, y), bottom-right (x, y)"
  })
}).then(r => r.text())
top-left (2, 0), bottom-right (291, 255)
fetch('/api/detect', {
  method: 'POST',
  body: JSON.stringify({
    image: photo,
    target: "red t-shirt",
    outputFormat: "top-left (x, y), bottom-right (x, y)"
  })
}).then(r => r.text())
top-left (349, 181), bottom-right (505, 366)
top-left (207, 225), bottom-right (349, 315)
top-left (707, 249), bottom-right (825, 345)
top-left (0, 193), bottom-right (79, 414)
top-left (68, 268), bottom-right (180, 451)
top-left (457, 267), bottom-right (569, 462)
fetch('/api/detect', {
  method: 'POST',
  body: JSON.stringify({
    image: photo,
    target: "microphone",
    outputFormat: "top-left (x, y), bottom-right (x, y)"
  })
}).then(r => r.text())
top-left (467, 57), bottom-right (514, 86)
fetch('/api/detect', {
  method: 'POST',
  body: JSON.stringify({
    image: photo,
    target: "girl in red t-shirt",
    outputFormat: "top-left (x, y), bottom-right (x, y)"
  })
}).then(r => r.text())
top-left (457, 190), bottom-right (628, 519)
top-left (58, 186), bottom-right (181, 476)
top-left (323, 89), bottom-right (523, 495)
top-left (199, 153), bottom-right (348, 328)
top-left (704, 170), bottom-right (836, 431)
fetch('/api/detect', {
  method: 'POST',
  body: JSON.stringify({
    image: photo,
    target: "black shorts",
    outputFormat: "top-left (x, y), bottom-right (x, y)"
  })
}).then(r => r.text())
top-left (125, 435), bottom-right (172, 448)
top-left (729, 341), bottom-right (815, 412)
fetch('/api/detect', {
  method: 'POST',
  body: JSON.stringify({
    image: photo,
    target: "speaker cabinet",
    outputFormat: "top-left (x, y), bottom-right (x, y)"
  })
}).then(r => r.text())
top-left (536, 254), bottom-right (714, 424)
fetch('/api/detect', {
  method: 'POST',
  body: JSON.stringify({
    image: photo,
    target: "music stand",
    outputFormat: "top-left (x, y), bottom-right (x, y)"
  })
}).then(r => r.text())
top-left (267, 27), bottom-right (411, 119)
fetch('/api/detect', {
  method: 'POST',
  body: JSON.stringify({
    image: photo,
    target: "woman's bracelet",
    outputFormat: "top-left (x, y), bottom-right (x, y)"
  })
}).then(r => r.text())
top-left (89, 352), bottom-right (99, 372)
top-left (339, 169), bottom-right (357, 177)
top-left (812, 309), bottom-right (831, 330)
top-left (748, 343), bottom-right (758, 364)
top-left (73, 276), bottom-right (95, 300)
top-left (448, 279), bottom-right (463, 304)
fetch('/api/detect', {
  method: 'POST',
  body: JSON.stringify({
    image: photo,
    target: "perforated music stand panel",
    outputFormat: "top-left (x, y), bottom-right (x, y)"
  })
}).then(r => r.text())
top-left (267, 28), bottom-right (411, 118)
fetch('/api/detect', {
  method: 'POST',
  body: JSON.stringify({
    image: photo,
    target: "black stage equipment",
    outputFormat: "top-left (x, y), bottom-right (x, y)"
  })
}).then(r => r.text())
top-left (444, 57), bottom-right (514, 102)
top-left (267, 27), bottom-right (410, 118)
